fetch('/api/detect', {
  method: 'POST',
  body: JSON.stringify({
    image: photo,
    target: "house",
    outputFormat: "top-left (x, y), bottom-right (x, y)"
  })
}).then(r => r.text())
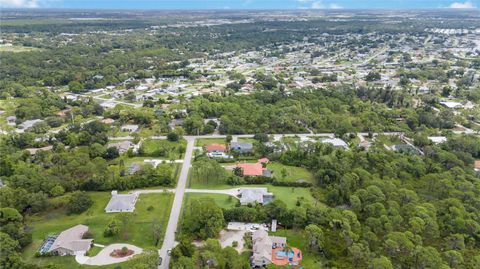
top-left (101, 118), bottom-right (115, 125)
top-left (236, 160), bottom-right (271, 177)
top-left (239, 188), bottom-right (273, 205)
top-left (6, 116), bottom-right (16, 126)
top-left (105, 190), bottom-right (139, 213)
top-left (439, 101), bottom-right (463, 109)
top-left (18, 119), bottom-right (44, 130)
top-left (26, 145), bottom-right (53, 155)
top-left (358, 140), bottom-right (372, 150)
top-left (251, 228), bottom-right (296, 267)
top-left (169, 119), bottom-right (184, 129)
top-left (474, 160), bottom-right (480, 173)
top-left (205, 143), bottom-right (226, 153)
top-left (100, 101), bottom-right (116, 109)
top-left (392, 144), bottom-right (421, 154)
top-left (428, 136), bottom-right (447, 144)
top-left (121, 124), bottom-right (139, 133)
top-left (127, 163), bottom-right (141, 175)
top-left (230, 142), bottom-right (253, 152)
top-left (321, 138), bottom-right (348, 149)
top-left (107, 141), bottom-right (136, 154)
top-left (48, 225), bottom-right (93, 256)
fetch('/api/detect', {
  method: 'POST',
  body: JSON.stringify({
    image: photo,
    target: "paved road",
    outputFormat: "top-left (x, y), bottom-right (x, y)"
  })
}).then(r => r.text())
top-left (158, 136), bottom-right (195, 269)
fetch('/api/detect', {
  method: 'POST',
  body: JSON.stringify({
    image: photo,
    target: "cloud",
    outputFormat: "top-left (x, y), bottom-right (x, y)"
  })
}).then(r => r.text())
top-left (0, 0), bottom-right (38, 7)
top-left (448, 1), bottom-right (477, 8)
top-left (298, 0), bottom-right (342, 9)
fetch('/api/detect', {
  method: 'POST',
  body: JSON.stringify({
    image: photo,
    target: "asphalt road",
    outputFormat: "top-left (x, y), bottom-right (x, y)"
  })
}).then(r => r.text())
top-left (158, 136), bottom-right (195, 269)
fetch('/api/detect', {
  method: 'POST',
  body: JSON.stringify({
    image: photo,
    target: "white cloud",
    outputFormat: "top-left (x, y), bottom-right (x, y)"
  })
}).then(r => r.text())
top-left (298, 0), bottom-right (342, 9)
top-left (448, 1), bottom-right (477, 8)
top-left (0, 0), bottom-right (41, 8)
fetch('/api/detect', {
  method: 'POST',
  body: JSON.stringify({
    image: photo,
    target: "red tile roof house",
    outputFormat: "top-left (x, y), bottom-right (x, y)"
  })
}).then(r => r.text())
top-left (236, 158), bottom-right (271, 177)
top-left (204, 143), bottom-right (227, 153)
top-left (474, 160), bottom-right (480, 172)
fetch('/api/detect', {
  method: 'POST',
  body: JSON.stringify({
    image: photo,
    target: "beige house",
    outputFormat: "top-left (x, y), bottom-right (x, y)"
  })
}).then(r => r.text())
top-left (251, 229), bottom-right (286, 267)
top-left (49, 224), bottom-right (93, 256)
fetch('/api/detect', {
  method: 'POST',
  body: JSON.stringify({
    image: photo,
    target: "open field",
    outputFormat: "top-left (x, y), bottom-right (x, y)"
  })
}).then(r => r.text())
top-left (22, 192), bottom-right (173, 266)
top-left (0, 44), bottom-right (41, 52)
top-left (195, 138), bottom-right (227, 147)
top-left (267, 162), bottom-right (315, 183)
top-left (139, 139), bottom-right (186, 159)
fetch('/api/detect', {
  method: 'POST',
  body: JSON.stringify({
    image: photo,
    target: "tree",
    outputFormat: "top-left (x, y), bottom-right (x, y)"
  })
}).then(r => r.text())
top-left (68, 81), bottom-right (84, 93)
top-left (167, 132), bottom-right (179, 142)
top-left (152, 219), bottom-right (162, 246)
top-left (182, 198), bottom-right (224, 239)
top-left (104, 146), bottom-right (120, 159)
top-left (305, 224), bottom-right (324, 252)
top-left (369, 256), bottom-right (393, 269)
top-left (104, 218), bottom-right (122, 237)
top-left (66, 191), bottom-right (93, 214)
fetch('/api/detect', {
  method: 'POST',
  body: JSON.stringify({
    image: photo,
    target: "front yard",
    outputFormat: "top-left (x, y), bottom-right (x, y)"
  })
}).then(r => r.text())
top-left (22, 192), bottom-right (173, 267)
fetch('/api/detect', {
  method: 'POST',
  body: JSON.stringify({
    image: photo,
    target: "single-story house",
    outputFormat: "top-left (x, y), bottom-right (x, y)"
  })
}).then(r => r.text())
top-left (239, 188), bottom-right (273, 205)
top-left (236, 161), bottom-right (271, 177)
top-left (230, 142), bottom-right (253, 152)
top-left (107, 141), bottom-right (136, 154)
top-left (392, 144), bottom-right (421, 155)
top-left (321, 138), bottom-right (348, 149)
top-left (439, 101), bottom-right (463, 109)
top-left (48, 224), bottom-right (93, 256)
top-left (18, 119), bottom-right (44, 130)
top-left (128, 163), bottom-right (142, 175)
top-left (105, 190), bottom-right (139, 213)
top-left (474, 160), bottom-right (480, 173)
top-left (6, 116), bottom-right (16, 125)
top-left (121, 124), bottom-right (139, 133)
top-left (101, 118), bottom-right (115, 125)
top-left (428, 136), bottom-right (447, 144)
top-left (205, 143), bottom-right (226, 153)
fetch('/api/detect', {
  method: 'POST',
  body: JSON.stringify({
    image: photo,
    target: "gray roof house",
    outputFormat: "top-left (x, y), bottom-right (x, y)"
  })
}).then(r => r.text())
top-left (107, 141), bottom-right (136, 154)
top-left (321, 138), bottom-right (348, 149)
top-left (230, 142), bottom-right (253, 152)
top-left (239, 188), bottom-right (273, 205)
top-left (251, 229), bottom-right (286, 267)
top-left (18, 119), bottom-right (44, 130)
top-left (105, 191), bottom-right (139, 213)
top-left (121, 124), bottom-right (139, 133)
top-left (48, 224), bottom-right (93, 256)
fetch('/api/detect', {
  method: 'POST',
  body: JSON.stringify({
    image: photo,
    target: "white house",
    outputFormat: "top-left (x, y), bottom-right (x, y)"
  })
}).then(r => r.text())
top-left (105, 191), bottom-right (139, 213)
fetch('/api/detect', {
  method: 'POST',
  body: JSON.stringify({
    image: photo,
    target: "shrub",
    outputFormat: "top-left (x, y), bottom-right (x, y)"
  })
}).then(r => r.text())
top-left (66, 191), bottom-right (93, 214)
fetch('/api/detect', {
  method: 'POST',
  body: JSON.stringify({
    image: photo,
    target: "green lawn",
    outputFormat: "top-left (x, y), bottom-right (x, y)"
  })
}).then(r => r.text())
top-left (195, 138), bottom-right (227, 147)
top-left (0, 44), bottom-right (41, 52)
top-left (187, 181), bottom-right (315, 209)
top-left (267, 162), bottom-right (314, 183)
top-left (23, 192), bottom-right (173, 266)
top-left (139, 139), bottom-right (186, 159)
top-left (270, 229), bottom-right (325, 269)
top-left (183, 193), bottom-right (238, 209)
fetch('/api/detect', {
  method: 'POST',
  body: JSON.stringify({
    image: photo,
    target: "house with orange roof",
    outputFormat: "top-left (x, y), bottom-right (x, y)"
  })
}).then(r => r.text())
top-left (250, 228), bottom-right (302, 267)
top-left (236, 159), bottom-right (271, 177)
top-left (474, 160), bottom-right (480, 172)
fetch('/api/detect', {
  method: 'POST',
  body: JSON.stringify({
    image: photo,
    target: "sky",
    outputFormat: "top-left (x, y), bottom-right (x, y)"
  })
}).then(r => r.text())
top-left (0, 0), bottom-right (478, 10)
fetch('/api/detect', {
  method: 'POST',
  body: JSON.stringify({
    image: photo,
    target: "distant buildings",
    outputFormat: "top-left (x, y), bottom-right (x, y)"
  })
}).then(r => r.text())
top-left (105, 191), bottom-right (139, 213)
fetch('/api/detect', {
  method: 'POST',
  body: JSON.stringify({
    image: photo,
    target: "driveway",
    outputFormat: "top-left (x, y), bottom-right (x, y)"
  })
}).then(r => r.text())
top-left (76, 244), bottom-right (143, 266)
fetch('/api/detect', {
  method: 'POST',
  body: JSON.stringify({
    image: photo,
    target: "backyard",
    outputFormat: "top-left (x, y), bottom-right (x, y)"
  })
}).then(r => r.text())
top-left (139, 139), bottom-right (186, 159)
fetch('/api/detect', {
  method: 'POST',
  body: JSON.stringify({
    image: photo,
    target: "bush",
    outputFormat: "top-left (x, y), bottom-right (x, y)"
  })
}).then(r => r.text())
top-left (232, 241), bottom-right (238, 247)
top-left (167, 132), bottom-right (179, 142)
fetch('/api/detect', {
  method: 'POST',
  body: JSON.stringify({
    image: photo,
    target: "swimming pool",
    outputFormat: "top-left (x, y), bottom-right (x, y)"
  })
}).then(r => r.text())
top-left (38, 236), bottom-right (57, 254)
top-left (276, 250), bottom-right (294, 258)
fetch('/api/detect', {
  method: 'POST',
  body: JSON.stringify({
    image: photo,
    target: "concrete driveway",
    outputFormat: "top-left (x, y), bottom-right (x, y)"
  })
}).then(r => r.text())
top-left (76, 244), bottom-right (143, 266)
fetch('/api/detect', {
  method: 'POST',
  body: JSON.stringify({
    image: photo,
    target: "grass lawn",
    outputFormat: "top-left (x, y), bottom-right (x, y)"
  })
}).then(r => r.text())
top-left (188, 179), bottom-right (315, 209)
top-left (0, 44), bottom-right (41, 52)
top-left (140, 139), bottom-right (186, 159)
top-left (21, 252), bottom-right (158, 269)
top-left (183, 193), bottom-right (238, 209)
top-left (237, 137), bottom-right (256, 144)
top-left (22, 192), bottom-right (173, 266)
top-left (270, 229), bottom-right (325, 268)
top-left (267, 162), bottom-right (314, 183)
top-left (195, 138), bottom-right (227, 147)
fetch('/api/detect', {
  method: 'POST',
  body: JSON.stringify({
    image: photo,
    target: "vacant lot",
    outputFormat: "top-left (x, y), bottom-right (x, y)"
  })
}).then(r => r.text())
top-left (195, 138), bottom-right (227, 147)
top-left (22, 192), bottom-right (173, 267)
top-left (267, 162), bottom-right (314, 183)
top-left (139, 139), bottom-right (186, 159)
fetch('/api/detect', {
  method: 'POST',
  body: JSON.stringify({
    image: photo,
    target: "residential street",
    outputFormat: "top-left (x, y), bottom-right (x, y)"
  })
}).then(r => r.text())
top-left (158, 136), bottom-right (195, 269)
